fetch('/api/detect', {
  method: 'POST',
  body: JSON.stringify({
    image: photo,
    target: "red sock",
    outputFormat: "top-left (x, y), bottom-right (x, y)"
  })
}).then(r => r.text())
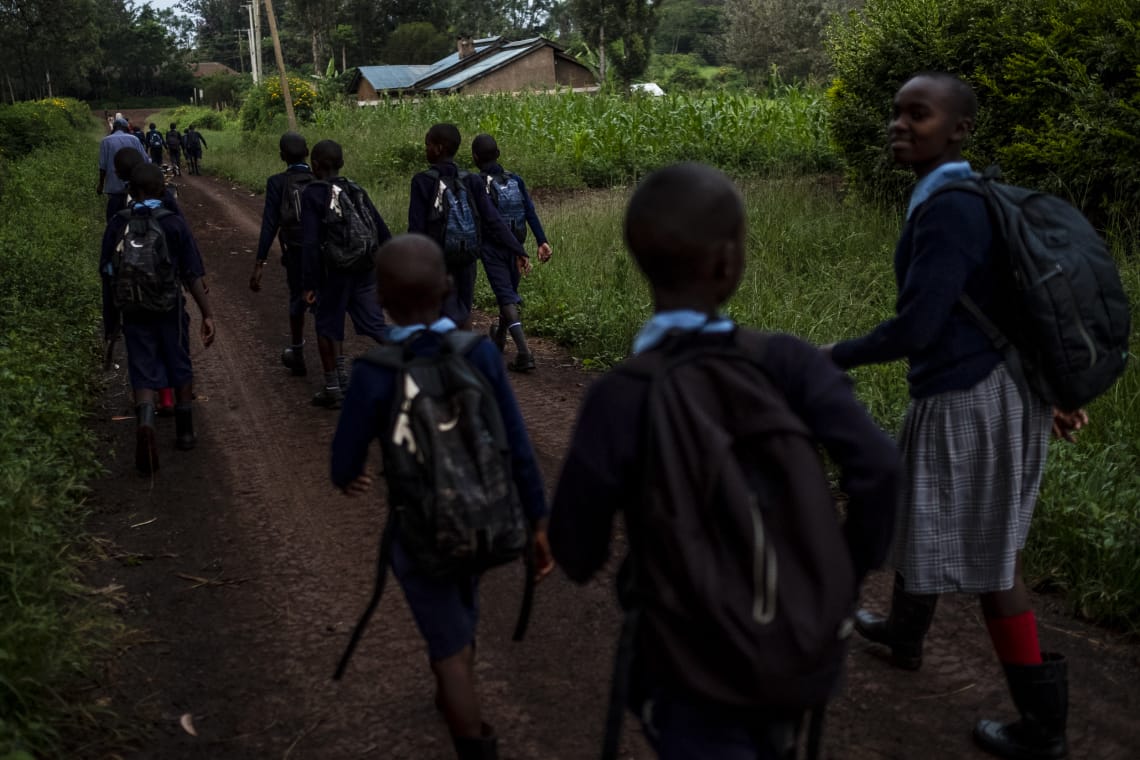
top-left (986, 610), bottom-right (1043, 665)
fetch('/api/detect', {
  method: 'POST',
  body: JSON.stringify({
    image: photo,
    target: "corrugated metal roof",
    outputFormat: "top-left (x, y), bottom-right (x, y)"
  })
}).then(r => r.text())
top-left (423, 39), bottom-right (543, 91)
top-left (357, 65), bottom-right (431, 91)
top-left (420, 39), bottom-right (500, 79)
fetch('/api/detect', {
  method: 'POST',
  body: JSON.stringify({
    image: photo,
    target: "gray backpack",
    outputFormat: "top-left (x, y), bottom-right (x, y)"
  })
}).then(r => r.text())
top-left (111, 208), bottom-right (179, 315)
top-left (319, 179), bottom-right (379, 273)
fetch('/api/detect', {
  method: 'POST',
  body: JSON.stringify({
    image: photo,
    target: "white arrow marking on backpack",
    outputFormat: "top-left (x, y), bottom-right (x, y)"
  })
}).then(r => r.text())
top-left (392, 374), bottom-right (422, 456)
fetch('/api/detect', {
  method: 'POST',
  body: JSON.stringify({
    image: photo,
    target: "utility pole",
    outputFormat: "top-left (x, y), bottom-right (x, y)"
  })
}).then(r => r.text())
top-left (263, 0), bottom-right (296, 130)
top-left (236, 32), bottom-right (246, 74)
top-left (252, 1), bottom-right (263, 84)
top-left (245, 4), bottom-right (259, 84)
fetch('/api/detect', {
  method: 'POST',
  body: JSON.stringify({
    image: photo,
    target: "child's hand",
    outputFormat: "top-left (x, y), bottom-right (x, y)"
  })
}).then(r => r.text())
top-left (536, 242), bottom-right (552, 262)
top-left (201, 317), bottom-right (216, 347)
top-left (304, 290), bottom-right (317, 305)
top-left (1052, 408), bottom-right (1088, 442)
top-left (818, 343), bottom-right (836, 363)
top-left (249, 261), bottom-right (265, 292)
top-left (517, 256), bottom-right (533, 275)
top-left (532, 529), bottom-right (555, 582)
top-left (343, 474), bottom-right (373, 497)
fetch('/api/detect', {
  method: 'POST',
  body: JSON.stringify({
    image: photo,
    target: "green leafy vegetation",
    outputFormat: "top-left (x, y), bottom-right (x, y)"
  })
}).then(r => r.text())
top-left (0, 112), bottom-right (119, 755)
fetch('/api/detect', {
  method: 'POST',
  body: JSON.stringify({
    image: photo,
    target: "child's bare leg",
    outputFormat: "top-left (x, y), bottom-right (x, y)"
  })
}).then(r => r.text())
top-left (174, 384), bottom-right (193, 404)
top-left (290, 313), bottom-right (305, 347)
top-left (432, 644), bottom-right (481, 737)
top-left (316, 335), bottom-right (337, 373)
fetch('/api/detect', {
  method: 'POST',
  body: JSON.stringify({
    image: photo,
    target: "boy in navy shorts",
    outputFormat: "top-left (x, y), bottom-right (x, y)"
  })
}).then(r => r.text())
top-left (101, 163), bottom-right (215, 474)
top-left (250, 132), bottom-right (314, 377)
top-left (550, 164), bottom-right (899, 759)
top-left (408, 123), bottom-right (526, 328)
top-left (471, 134), bottom-right (552, 372)
top-left (301, 139), bottom-right (389, 407)
top-left (331, 233), bottom-right (553, 760)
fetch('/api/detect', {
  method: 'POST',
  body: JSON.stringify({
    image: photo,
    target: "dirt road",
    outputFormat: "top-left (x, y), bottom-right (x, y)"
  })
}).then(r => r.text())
top-left (83, 172), bottom-right (1140, 759)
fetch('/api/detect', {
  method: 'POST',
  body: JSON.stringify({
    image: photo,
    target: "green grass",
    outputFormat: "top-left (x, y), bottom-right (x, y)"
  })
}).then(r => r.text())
top-left (0, 116), bottom-right (121, 755)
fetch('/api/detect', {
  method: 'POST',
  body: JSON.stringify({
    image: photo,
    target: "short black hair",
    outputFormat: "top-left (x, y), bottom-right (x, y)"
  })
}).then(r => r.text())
top-left (279, 131), bottom-right (309, 163)
top-left (130, 163), bottom-right (165, 200)
top-left (170, 123), bottom-right (177, 130)
top-left (113, 147), bottom-right (145, 180)
top-left (471, 133), bottom-right (500, 164)
top-left (427, 123), bottom-right (461, 157)
top-left (311, 139), bottom-right (344, 171)
top-left (149, 122), bottom-right (156, 130)
top-left (625, 163), bottom-right (745, 291)
top-left (909, 72), bottom-right (978, 120)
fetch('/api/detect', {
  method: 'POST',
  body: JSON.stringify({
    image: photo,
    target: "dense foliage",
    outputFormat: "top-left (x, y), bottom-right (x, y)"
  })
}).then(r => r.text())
top-left (826, 0), bottom-right (1140, 222)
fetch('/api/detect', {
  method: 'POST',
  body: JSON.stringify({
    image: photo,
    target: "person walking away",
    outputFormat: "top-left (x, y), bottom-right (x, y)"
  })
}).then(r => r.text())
top-left (97, 117), bottom-right (149, 221)
top-left (183, 124), bottom-right (207, 175)
top-left (166, 123), bottom-right (183, 176)
top-left (146, 123), bottom-right (165, 167)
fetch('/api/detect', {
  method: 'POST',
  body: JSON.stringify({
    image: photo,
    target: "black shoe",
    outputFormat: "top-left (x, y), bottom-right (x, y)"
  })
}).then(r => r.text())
top-left (452, 723), bottom-right (498, 760)
top-left (488, 320), bottom-right (505, 352)
top-left (281, 346), bottom-right (307, 376)
top-left (311, 386), bottom-right (344, 408)
top-left (135, 403), bottom-right (159, 474)
top-left (174, 404), bottom-right (197, 450)
top-left (508, 352), bottom-right (535, 373)
top-left (975, 653), bottom-right (1068, 759)
top-left (854, 572), bottom-right (937, 670)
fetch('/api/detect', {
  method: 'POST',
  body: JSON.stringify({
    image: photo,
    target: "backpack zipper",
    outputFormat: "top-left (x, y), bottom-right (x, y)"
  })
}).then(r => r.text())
top-left (749, 494), bottom-right (778, 625)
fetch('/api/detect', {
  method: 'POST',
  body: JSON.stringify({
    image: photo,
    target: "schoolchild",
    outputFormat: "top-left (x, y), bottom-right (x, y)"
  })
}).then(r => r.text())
top-left (183, 124), bottom-right (207, 175)
top-left (251, 132), bottom-right (314, 376)
top-left (165, 123), bottom-right (183, 176)
top-left (824, 73), bottom-right (1086, 759)
top-left (109, 147), bottom-right (183, 219)
top-left (549, 163), bottom-right (899, 759)
top-left (470, 133), bottom-right (553, 372)
top-left (408, 123), bottom-right (527, 327)
top-left (100, 163), bottom-right (215, 474)
top-left (301, 139), bottom-right (389, 407)
top-left (145, 122), bottom-right (165, 166)
top-left (330, 233), bottom-right (554, 760)
top-left (97, 117), bottom-right (149, 221)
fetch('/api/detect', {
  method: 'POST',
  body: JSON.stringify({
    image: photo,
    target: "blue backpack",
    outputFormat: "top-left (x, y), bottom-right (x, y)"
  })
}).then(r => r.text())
top-left (485, 171), bottom-right (527, 244)
top-left (427, 168), bottom-right (480, 269)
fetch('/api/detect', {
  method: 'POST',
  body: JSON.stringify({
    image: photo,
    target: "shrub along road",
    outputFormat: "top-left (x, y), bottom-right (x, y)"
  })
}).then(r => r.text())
top-left (83, 173), bottom-right (1140, 758)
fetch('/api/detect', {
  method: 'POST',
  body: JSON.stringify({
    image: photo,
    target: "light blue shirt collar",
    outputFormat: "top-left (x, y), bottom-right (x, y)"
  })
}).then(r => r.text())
top-left (906, 161), bottom-right (974, 220)
top-left (632, 310), bottom-right (735, 355)
top-left (386, 317), bottom-right (456, 343)
top-left (132, 199), bottom-right (164, 210)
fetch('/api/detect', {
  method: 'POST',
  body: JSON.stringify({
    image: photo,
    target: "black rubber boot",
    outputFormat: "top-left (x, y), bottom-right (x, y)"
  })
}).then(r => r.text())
top-left (135, 402), bottom-right (159, 474)
top-left (452, 723), bottom-right (498, 760)
top-left (174, 403), bottom-right (197, 451)
top-left (974, 653), bottom-right (1068, 759)
top-left (854, 572), bottom-right (938, 670)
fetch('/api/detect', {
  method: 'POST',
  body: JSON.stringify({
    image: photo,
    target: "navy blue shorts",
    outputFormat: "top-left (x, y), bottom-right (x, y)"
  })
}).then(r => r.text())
top-left (639, 688), bottom-right (803, 760)
top-left (391, 537), bottom-right (479, 662)
top-left (314, 268), bottom-right (385, 342)
top-left (123, 308), bottom-right (193, 390)
top-left (480, 246), bottom-right (522, 307)
top-left (443, 261), bottom-right (477, 324)
top-left (281, 244), bottom-right (308, 318)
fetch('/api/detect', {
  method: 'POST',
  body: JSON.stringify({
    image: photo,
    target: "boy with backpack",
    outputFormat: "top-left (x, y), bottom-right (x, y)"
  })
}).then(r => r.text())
top-left (471, 134), bottom-right (553, 372)
top-left (183, 124), bottom-right (207, 176)
top-left (100, 163), bottom-right (215, 474)
top-left (549, 163), bottom-right (900, 759)
top-left (408, 123), bottom-right (527, 328)
top-left (165, 123), bottom-right (183, 176)
top-left (145, 123), bottom-right (165, 167)
top-left (301, 139), bottom-right (389, 407)
top-left (250, 132), bottom-right (314, 377)
top-left (329, 232), bottom-right (553, 760)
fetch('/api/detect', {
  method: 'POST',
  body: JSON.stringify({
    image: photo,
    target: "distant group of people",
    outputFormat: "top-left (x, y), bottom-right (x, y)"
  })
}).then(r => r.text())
top-left (99, 114), bottom-right (206, 192)
top-left (94, 72), bottom-right (1116, 760)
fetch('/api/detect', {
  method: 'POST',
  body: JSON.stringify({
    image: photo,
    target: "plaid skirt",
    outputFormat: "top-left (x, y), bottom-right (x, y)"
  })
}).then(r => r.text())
top-left (892, 362), bottom-right (1052, 594)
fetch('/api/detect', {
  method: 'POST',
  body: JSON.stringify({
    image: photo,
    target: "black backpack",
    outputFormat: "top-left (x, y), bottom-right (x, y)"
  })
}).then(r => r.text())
top-left (484, 171), bottom-right (527, 244)
top-left (930, 167), bottom-right (1131, 411)
top-left (166, 129), bottom-right (181, 148)
top-left (319, 178), bottom-right (379, 273)
top-left (278, 170), bottom-right (315, 248)
top-left (183, 130), bottom-right (201, 150)
top-left (600, 329), bottom-right (853, 759)
top-left (147, 130), bottom-right (163, 149)
top-left (111, 208), bottom-right (180, 315)
top-left (427, 168), bottom-right (481, 270)
top-left (333, 331), bottom-right (535, 680)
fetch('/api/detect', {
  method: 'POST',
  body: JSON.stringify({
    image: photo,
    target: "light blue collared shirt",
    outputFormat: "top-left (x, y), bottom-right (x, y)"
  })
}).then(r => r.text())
top-left (385, 316), bottom-right (457, 343)
top-left (906, 160), bottom-right (974, 220)
top-left (631, 309), bottom-right (735, 355)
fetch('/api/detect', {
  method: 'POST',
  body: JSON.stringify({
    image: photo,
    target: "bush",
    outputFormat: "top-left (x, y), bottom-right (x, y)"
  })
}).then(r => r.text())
top-left (826, 0), bottom-right (1140, 222)
top-left (0, 98), bottom-right (90, 161)
top-left (240, 75), bottom-right (318, 131)
top-left (164, 105), bottom-right (232, 131)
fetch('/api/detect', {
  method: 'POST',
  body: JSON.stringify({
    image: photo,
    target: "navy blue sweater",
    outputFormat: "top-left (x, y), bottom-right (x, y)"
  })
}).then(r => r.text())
top-left (832, 190), bottom-right (1003, 398)
top-left (407, 159), bottom-right (527, 262)
top-left (550, 333), bottom-right (899, 587)
top-left (330, 332), bottom-right (548, 523)
top-left (256, 164), bottom-right (313, 260)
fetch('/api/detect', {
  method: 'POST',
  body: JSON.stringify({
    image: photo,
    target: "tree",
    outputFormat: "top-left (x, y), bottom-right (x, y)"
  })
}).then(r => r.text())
top-left (654, 0), bottom-right (725, 64)
top-left (572, 0), bottom-right (658, 89)
top-left (382, 22), bottom-right (453, 64)
top-left (721, 0), bottom-right (861, 80)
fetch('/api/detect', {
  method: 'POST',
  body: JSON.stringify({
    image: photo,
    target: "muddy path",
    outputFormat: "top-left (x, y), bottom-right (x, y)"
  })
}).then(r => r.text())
top-left (83, 172), bottom-right (1140, 759)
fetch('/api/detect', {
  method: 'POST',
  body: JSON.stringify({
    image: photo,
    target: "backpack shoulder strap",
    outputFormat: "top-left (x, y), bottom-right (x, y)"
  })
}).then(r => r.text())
top-left (358, 343), bottom-right (411, 370)
top-left (442, 329), bottom-right (483, 356)
top-left (732, 327), bottom-right (771, 365)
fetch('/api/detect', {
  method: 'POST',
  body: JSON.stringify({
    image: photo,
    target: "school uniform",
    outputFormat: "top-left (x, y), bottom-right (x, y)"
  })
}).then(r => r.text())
top-left (330, 319), bottom-right (547, 661)
top-left (550, 313), bottom-right (899, 757)
top-left (300, 180), bottom-right (389, 343)
top-left (166, 130), bottom-right (183, 170)
top-left (256, 164), bottom-right (313, 318)
top-left (100, 201), bottom-right (206, 390)
top-left (476, 163), bottom-right (548, 306)
top-left (145, 130), bottom-right (164, 166)
top-left (408, 159), bottom-right (526, 323)
top-left (831, 162), bottom-right (1053, 595)
top-left (98, 129), bottom-right (148, 220)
